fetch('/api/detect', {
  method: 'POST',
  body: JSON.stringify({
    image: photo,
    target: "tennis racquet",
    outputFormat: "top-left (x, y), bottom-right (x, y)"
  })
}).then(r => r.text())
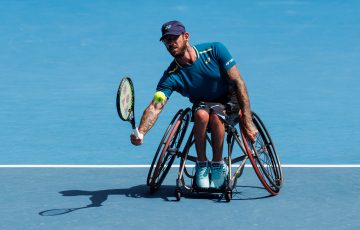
top-left (116, 77), bottom-right (139, 137)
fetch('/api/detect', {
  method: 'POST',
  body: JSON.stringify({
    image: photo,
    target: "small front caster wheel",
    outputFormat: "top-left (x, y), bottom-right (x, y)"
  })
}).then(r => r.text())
top-left (175, 189), bottom-right (182, 201)
top-left (224, 190), bottom-right (232, 202)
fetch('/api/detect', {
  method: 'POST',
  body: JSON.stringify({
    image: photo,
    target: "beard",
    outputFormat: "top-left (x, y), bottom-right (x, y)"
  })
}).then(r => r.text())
top-left (167, 40), bottom-right (187, 58)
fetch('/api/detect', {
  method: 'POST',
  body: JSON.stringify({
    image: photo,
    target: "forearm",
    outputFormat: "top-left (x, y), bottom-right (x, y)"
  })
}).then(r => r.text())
top-left (228, 66), bottom-right (252, 122)
top-left (138, 100), bottom-right (164, 135)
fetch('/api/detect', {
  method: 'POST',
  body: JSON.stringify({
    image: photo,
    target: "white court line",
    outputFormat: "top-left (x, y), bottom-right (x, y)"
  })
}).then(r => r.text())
top-left (0, 164), bottom-right (360, 168)
top-left (0, 165), bottom-right (151, 168)
top-left (281, 164), bottom-right (360, 168)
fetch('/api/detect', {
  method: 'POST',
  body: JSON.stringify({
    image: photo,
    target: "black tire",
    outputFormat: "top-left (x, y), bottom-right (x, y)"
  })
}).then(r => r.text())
top-left (147, 109), bottom-right (191, 192)
top-left (224, 190), bottom-right (232, 202)
top-left (243, 112), bottom-right (283, 195)
top-left (175, 189), bottom-right (182, 201)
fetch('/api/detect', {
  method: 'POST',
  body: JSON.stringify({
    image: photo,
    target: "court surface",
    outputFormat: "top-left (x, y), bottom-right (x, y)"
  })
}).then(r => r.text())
top-left (1, 167), bottom-right (359, 229)
top-left (1, 0), bottom-right (360, 229)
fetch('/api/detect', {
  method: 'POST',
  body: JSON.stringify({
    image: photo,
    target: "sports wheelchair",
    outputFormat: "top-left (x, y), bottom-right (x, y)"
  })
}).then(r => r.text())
top-left (146, 105), bottom-right (283, 202)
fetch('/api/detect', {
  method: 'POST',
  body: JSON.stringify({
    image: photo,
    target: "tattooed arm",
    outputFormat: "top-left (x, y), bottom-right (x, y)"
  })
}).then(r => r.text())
top-left (227, 65), bottom-right (258, 142)
top-left (130, 98), bottom-right (167, 146)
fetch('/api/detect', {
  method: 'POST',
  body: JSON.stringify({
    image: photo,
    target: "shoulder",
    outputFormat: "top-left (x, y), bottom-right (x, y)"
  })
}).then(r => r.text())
top-left (164, 60), bottom-right (180, 75)
top-left (195, 42), bottom-right (235, 69)
top-left (211, 42), bottom-right (230, 53)
top-left (194, 42), bottom-right (214, 53)
top-left (159, 61), bottom-right (179, 85)
top-left (194, 42), bottom-right (228, 55)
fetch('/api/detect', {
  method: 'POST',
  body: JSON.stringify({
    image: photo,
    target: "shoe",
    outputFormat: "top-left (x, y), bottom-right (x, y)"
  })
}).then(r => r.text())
top-left (195, 161), bottom-right (210, 189)
top-left (210, 162), bottom-right (229, 189)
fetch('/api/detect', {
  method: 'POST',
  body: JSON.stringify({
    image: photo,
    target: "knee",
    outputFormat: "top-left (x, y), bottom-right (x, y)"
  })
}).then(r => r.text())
top-left (208, 114), bottom-right (224, 129)
top-left (194, 109), bottom-right (209, 125)
top-left (209, 113), bottom-right (221, 125)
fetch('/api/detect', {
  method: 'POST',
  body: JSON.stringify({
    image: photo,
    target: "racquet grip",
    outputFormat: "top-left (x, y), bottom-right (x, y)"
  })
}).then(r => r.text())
top-left (133, 127), bottom-right (139, 138)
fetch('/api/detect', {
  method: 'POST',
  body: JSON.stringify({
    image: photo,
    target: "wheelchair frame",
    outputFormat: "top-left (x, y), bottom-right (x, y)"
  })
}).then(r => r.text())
top-left (147, 107), bottom-right (283, 202)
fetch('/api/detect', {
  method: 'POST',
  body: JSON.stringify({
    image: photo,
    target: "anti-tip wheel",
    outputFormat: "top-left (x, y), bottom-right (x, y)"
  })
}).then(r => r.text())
top-left (175, 189), bottom-right (182, 201)
top-left (224, 190), bottom-right (232, 202)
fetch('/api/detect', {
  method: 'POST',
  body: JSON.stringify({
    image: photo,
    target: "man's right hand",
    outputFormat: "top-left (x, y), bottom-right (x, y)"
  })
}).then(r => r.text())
top-left (130, 131), bottom-right (144, 146)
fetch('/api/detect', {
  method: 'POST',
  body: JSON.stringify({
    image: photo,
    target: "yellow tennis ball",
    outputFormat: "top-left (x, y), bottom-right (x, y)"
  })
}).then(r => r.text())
top-left (154, 91), bottom-right (166, 103)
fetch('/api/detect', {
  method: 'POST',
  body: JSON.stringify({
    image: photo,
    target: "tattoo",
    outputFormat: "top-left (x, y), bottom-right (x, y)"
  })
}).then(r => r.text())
top-left (138, 100), bottom-right (166, 135)
top-left (227, 66), bottom-right (252, 123)
top-left (139, 107), bottom-right (157, 134)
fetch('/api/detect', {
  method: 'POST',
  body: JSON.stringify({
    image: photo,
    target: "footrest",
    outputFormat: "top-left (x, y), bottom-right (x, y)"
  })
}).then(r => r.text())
top-left (192, 184), bottom-right (226, 193)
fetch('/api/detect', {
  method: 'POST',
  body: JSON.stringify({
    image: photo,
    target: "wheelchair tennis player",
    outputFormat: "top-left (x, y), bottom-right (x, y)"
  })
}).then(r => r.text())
top-left (130, 20), bottom-right (257, 190)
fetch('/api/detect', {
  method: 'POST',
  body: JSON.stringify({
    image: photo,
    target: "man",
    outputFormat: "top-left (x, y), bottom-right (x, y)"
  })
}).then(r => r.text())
top-left (131, 20), bottom-right (257, 189)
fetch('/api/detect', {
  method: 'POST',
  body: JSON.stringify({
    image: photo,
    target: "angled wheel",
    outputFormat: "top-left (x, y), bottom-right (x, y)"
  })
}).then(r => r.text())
top-left (147, 108), bottom-right (191, 192)
top-left (242, 112), bottom-right (283, 195)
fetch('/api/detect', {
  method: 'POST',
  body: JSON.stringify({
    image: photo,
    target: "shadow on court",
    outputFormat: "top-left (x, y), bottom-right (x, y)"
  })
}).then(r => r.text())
top-left (39, 184), bottom-right (171, 216)
top-left (187, 185), bottom-right (271, 203)
top-left (39, 184), bottom-right (271, 216)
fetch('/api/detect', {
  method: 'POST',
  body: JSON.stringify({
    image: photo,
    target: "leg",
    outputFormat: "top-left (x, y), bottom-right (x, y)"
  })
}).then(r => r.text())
top-left (193, 109), bottom-right (210, 189)
top-left (193, 109), bottom-right (209, 161)
top-left (208, 112), bottom-right (228, 189)
top-left (208, 113), bottom-right (225, 162)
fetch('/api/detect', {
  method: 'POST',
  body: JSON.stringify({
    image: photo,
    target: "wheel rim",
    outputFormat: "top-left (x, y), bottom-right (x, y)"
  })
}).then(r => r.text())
top-left (252, 113), bottom-right (283, 189)
top-left (148, 109), bottom-right (191, 191)
top-left (243, 112), bottom-right (283, 195)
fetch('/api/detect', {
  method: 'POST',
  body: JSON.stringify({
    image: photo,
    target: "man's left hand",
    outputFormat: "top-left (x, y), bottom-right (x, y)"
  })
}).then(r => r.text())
top-left (243, 121), bottom-right (258, 143)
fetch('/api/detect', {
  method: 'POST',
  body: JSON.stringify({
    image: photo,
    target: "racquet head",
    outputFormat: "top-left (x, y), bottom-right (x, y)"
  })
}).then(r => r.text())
top-left (116, 77), bottom-right (135, 121)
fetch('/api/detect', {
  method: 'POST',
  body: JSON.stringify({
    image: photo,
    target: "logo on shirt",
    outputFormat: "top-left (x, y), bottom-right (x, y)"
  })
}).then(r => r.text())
top-left (205, 57), bottom-right (211, 64)
top-left (225, 58), bottom-right (234, 66)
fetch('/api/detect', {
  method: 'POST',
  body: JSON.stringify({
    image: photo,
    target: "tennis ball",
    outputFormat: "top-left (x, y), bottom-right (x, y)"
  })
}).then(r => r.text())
top-left (154, 91), bottom-right (166, 103)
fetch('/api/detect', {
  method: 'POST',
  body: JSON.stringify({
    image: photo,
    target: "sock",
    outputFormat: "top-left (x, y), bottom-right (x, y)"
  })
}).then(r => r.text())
top-left (211, 161), bottom-right (224, 166)
top-left (196, 161), bottom-right (208, 168)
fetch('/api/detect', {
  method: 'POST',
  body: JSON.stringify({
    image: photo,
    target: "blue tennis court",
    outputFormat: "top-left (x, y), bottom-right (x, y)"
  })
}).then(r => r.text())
top-left (1, 0), bottom-right (359, 229)
top-left (1, 167), bottom-right (359, 229)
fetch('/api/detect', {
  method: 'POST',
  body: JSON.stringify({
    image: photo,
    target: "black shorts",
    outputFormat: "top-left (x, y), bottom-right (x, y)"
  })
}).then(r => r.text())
top-left (193, 102), bottom-right (228, 120)
top-left (192, 92), bottom-right (240, 125)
